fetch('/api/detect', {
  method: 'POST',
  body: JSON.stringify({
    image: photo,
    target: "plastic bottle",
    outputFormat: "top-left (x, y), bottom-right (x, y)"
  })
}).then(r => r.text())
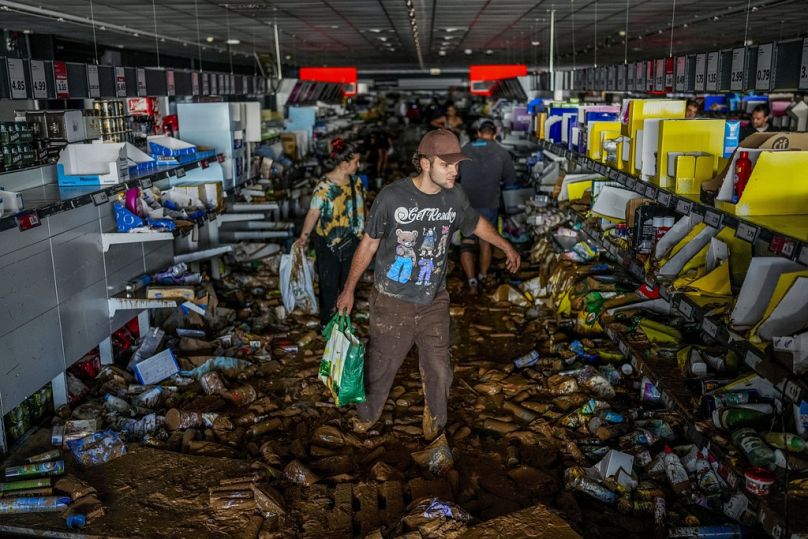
top-left (66, 513), bottom-right (86, 529)
top-left (0, 496), bottom-right (70, 514)
top-left (732, 151), bottom-right (752, 204)
top-left (668, 525), bottom-right (743, 538)
top-left (24, 449), bottom-right (61, 464)
top-left (103, 394), bottom-right (132, 414)
top-left (513, 350), bottom-right (540, 369)
top-left (732, 428), bottom-right (776, 469)
top-left (694, 451), bottom-right (722, 495)
top-left (712, 407), bottom-right (770, 430)
top-left (4, 461), bottom-right (64, 479)
top-left (709, 390), bottom-right (757, 407)
top-left (763, 432), bottom-right (806, 453)
top-left (663, 445), bottom-right (691, 493)
top-left (564, 467), bottom-right (617, 504)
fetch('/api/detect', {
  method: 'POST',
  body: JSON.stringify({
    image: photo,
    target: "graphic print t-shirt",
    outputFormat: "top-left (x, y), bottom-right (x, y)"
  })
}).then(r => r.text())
top-left (365, 177), bottom-right (479, 304)
top-left (310, 175), bottom-right (366, 248)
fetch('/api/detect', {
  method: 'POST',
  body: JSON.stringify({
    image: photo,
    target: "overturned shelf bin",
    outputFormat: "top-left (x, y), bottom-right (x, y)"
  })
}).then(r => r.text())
top-left (101, 232), bottom-right (175, 253)
top-left (173, 245), bottom-right (234, 264)
top-left (108, 290), bottom-right (179, 317)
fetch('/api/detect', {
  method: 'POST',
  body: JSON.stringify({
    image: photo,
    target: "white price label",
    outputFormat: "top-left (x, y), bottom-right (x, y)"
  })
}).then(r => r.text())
top-left (191, 72), bottom-right (200, 96)
top-left (657, 191), bottom-right (672, 207)
top-left (745, 349), bottom-right (762, 369)
top-left (756, 43), bottom-right (774, 90)
top-left (645, 185), bottom-right (657, 199)
top-left (175, 167), bottom-right (186, 178)
top-left (166, 70), bottom-right (175, 96)
top-left (29, 60), bottom-right (47, 99)
top-left (636, 62), bottom-right (645, 89)
top-left (86, 64), bottom-right (100, 97)
top-left (735, 222), bottom-right (758, 243)
top-left (675, 56), bottom-right (687, 91)
top-left (694, 53), bottom-right (707, 91)
top-left (798, 244), bottom-right (808, 266)
top-left (92, 192), bottom-right (109, 206)
top-left (785, 381), bottom-right (802, 403)
top-left (202, 73), bottom-right (210, 95)
top-left (7, 58), bottom-right (27, 99)
top-left (800, 38), bottom-right (808, 90)
top-left (634, 182), bottom-right (646, 194)
top-left (627, 62), bottom-right (635, 90)
top-left (646, 60), bottom-right (655, 91)
top-left (731, 48), bottom-right (746, 91)
top-left (702, 318), bottom-right (718, 338)
top-left (781, 239), bottom-right (796, 258)
top-left (655, 58), bottom-right (665, 90)
top-left (704, 210), bottom-right (723, 228)
top-left (626, 178), bottom-right (637, 190)
top-left (675, 199), bottom-right (692, 215)
top-left (706, 51), bottom-right (719, 91)
top-left (243, 75), bottom-right (249, 94)
top-left (617, 64), bottom-right (625, 90)
top-left (115, 66), bottom-right (127, 97)
top-left (678, 299), bottom-right (694, 319)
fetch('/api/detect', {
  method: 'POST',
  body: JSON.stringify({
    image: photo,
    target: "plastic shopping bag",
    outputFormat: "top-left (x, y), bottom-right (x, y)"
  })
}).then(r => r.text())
top-left (320, 314), bottom-right (366, 406)
top-left (279, 244), bottom-right (318, 314)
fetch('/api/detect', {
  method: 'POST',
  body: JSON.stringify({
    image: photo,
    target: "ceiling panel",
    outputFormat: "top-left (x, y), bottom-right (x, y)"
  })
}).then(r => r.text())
top-left (0, 0), bottom-right (804, 71)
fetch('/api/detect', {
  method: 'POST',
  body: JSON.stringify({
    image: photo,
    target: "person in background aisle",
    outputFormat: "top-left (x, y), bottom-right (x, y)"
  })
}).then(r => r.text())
top-left (685, 99), bottom-right (700, 119)
top-left (335, 129), bottom-right (520, 441)
top-left (740, 103), bottom-right (778, 140)
top-left (296, 138), bottom-right (366, 325)
top-left (430, 103), bottom-right (464, 136)
top-left (458, 119), bottom-right (518, 294)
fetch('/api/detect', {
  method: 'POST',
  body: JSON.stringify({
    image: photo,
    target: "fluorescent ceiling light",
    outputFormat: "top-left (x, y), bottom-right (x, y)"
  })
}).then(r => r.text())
top-left (464, 49), bottom-right (472, 55)
top-left (438, 50), bottom-right (447, 56)
top-left (226, 39), bottom-right (240, 45)
top-left (531, 41), bottom-right (540, 46)
top-left (206, 36), bottom-right (215, 42)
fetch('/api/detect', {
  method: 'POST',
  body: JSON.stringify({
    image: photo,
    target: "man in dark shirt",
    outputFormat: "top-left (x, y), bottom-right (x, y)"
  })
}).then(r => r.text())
top-left (740, 103), bottom-right (778, 141)
top-left (335, 129), bottom-right (520, 441)
top-left (458, 120), bottom-right (517, 292)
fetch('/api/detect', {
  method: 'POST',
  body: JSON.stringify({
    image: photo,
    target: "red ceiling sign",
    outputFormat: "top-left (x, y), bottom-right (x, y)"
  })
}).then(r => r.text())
top-left (299, 67), bottom-right (357, 96)
top-left (469, 64), bottom-right (527, 95)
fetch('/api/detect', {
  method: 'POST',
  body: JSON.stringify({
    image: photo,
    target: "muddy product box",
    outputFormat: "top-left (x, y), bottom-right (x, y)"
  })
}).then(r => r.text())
top-left (132, 348), bottom-right (180, 385)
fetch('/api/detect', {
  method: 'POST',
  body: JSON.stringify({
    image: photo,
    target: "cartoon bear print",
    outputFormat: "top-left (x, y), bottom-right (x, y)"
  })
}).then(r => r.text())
top-left (435, 225), bottom-right (450, 257)
top-left (420, 227), bottom-right (436, 257)
top-left (386, 229), bottom-right (418, 283)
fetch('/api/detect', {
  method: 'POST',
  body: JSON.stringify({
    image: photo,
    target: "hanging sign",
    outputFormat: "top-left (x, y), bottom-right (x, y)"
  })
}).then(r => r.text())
top-left (30, 60), bottom-right (48, 99)
top-left (694, 53), bottom-right (707, 91)
top-left (655, 58), bottom-right (665, 91)
top-left (202, 72), bottom-right (210, 95)
top-left (115, 67), bottom-right (127, 97)
top-left (730, 48), bottom-right (746, 91)
top-left (799, 38), bottom-right (808, 90)
top-left (706, 51), bottom-right (719, 91)
top-left (755, 43), bottom-right (773, 91)
top-left (675, 56), bottom-right (686, 92)
top-left (53, 61), bottom-right (69, 98)
top-left (7, 58), bottom-right (27, 99)
top-left (166, 70), bottom-right (175, 96)
top-left (191, 72), bottom-right (200, 96)
top-left (136, 68), bottom-right (147, 96)
top-left (86, 64), bottom-right (101, 97)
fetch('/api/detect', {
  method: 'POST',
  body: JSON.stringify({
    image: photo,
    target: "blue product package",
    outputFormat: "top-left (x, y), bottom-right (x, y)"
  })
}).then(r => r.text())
top-left (723, 120), bottom-right (741, 157)
top-left (146, 218), bottom-right (176, 231)
top-left (114, 202), bottom-right (145, 232)
top-left (67, 430), bottom-right (127, 467)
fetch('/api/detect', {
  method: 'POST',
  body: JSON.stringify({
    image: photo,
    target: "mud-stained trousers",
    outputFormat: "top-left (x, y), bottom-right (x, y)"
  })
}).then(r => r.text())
top-left (356, 288), bottom-right (452, 439)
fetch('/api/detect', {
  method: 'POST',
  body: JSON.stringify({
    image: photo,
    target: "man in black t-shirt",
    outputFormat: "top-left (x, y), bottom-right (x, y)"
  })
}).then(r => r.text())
top-left (335, 129), bottom-right (520, 441)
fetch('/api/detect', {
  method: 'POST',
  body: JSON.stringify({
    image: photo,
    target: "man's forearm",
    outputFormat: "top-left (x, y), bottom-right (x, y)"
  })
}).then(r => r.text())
top-left (342, 236), bottom-right (378, 292)
top-left (474, 217), bottom-right (510, 251)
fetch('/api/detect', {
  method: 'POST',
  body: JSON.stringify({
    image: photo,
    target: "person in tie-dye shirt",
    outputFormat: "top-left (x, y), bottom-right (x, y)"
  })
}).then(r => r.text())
top-left (296, 138), bottom-right (366, 324)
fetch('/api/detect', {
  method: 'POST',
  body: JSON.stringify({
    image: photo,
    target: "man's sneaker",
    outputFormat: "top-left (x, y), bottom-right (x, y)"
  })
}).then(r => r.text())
top-left (467, 278), bottom-right (479, 296)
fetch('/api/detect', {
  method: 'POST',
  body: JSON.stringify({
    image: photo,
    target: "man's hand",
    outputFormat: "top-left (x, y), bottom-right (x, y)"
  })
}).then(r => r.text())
top-left (335, 288), bottom-right (354, 315)
top-left (294, 235), bottom-right (308, 248)
top-left (503, 244), bottom-right (521, 274)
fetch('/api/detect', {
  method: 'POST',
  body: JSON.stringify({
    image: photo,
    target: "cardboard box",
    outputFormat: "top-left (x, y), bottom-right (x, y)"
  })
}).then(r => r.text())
top-left (656, 119), bottom-right (725, 188)
top-left (175, 181), bottom-right (224, 210)
top-left (623, 99), bottom-right (686, 176)
top-left (281, 133), bottom-right (297, 159)
top-left (57, 143), bottom-right (129, 186)
top-left (132, 348), bottom-right (180, 385)
top-left (146, 286), bottom-right (196, 300)
top-left (701, 132), bottom-right (808, 204)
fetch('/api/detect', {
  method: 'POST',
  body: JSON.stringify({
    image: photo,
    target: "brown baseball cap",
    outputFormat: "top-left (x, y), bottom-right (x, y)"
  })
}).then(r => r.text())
top-left (417, 129), bottom-right (470, 164)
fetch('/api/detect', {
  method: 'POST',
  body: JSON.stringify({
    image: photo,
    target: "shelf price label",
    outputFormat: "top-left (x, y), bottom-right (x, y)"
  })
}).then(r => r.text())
top-left (139, 177), bottom-right (153, 189)
top-left (657, 191), bottom-right (672, 207)
top-left (655, 58), bottom-right (665, 91)
top-left (202, 72), bottom-right (210, 95)
top-left (115, 66), bottom-right (127, 97)
top-left (645, 185), bottom-right (657, 199)
top-left (704, 209), bottom-right (723, 228)
top-left (634, 182), bottom-right (646, 195)
top-left (175, 167), bottom-right (186, 179)
top-left (91, 192), bottom-right (109, 206)
top-left (675, 199), bottom-right (692, 215)
top-left (798, 243), bottom-right (808, 266)
top-left (626, 177), bottom-right (637, 190)
top-left (730, 48), bottom-right (746, 91)
top-left (694, 53), bottom-right (707, 91)
top-left (735, 222), bottom-right (759, 243)
top-left (756, 43), bottom-right (774, 91)
top-left (16, 210), bottom-right (41, 231)
top-left (800, 38), bottom-right (808, 90)
top-left (702, 318), bottom-right (718, 339)
top-left (784, 380), bottom-right (803, 403)
top-left (29, 60), bottom-right (48, 99)
top-left (53, 61), bottom-right (69, 98)
top-left (191, 72), bottom-right (200, 96)
top-left (678, 299), bottom-right (694, 320)
top-left (745, 348), bottom-right (763, 370)
top-left (7, 58), bottom-right (27, 99)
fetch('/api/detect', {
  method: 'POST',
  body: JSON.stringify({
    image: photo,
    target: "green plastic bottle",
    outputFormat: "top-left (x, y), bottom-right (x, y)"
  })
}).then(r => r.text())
top-left (732, 428), bottom-right (776, 469)
top-left (763, 432), bottom-right (806, 453)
